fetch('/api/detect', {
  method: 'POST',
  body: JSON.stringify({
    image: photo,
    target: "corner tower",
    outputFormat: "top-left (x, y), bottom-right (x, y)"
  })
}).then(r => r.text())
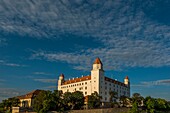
top-left (58, 73), bottom-right (64, 90)
top-left (91, 58), bottom-right (104, 94)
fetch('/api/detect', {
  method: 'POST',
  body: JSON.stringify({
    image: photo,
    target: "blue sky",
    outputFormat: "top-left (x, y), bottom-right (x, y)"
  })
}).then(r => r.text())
top-left (0, 0), bottom-right (170, 102)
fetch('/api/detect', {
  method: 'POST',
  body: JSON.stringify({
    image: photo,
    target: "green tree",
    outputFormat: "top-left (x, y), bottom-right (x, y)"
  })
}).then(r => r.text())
top-left (33, 90), bottom-right (46, 113)
top-left (155, 98), bottom-right (167, 110)
top-left (145, 98), bottom-right (156, 113)
top-left (33, 90), bottom-right (64, 113)
top-left (63, 92), bottom-right (73, 110)
top-left (88, 91), bottom-right (102, 109)
top-left (1, 97), bottom-right (20, 112)
top-left (132, 93), bottom-right (144, 107)
top-left (119, 95), bottom-right (128, 107)
top-left (129, 101), bottom-right (138, 113)
top-left (63, 91), bottom-right (84, 110)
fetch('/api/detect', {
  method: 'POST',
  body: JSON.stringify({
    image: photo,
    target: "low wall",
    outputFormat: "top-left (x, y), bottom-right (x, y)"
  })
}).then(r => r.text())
top-left (49, 108), bottom-right (130, 113)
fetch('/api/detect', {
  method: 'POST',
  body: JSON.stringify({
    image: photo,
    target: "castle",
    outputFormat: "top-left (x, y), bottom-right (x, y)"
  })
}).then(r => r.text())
top-left (58, 58), bottom-right (130, 103)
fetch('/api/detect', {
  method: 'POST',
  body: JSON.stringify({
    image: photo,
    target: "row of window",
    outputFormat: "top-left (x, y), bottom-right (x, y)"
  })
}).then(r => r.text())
top-left (61, 82), bottom-right (88, 89)
top-left (101, 85), bottom-right (128, 91)
top-left (66, 89), bottom-right (88, 95)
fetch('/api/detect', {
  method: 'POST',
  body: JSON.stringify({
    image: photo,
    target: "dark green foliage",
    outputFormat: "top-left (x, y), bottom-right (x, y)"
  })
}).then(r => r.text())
top-left (119, 95), bottom-right (128, 107)
top-left (63, 91), bottom-right (84, 110)
top-left (33, 90), bottom-right (64, 113)
top-left (128, 93), bottom-right (170, 113)
top-left (132, 93), bottom-right (144, 107)
top-left (33, 90), bottom-right (84, 112)
top-left (0, 97), bottom-right (20, 112)
top-left (87, 91), bottom-right (102, 109)
top-left (129, 101), bottom-right (138, 113)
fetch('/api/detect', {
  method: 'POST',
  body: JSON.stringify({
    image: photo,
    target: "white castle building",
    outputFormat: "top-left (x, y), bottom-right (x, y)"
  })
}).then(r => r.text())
top-left (58, 58), bottom-right (130, 103)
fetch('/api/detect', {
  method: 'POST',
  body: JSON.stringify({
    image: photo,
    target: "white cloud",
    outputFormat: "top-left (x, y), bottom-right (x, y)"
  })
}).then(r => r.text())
top-left (0, 60), bottom-right (27, 67)
top-left (34, 79), bottom-right (57, 83)
top-left (141, 79), bottom-right (170, 86)
top-left (0, 88), bottom-right (27, 102)
top-left (1, 1), bottom-right (170, 70)
top-left (33, 72), bottom-right (53, 76)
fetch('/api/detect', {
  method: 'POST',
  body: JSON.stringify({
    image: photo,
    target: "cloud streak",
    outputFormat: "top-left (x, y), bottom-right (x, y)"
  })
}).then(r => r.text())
top-left (1, 1), bottom-right (170, 71)
top-left (141, 79), bottom-right (170, 86)
top-left (33, 72), bottom-right (53, 76)
top-left (0, 60), bottom-right (27, 67)
top-left (0, 88), bottom-right (27, 102)
top-left (34, 79), bottom-right (57, 83)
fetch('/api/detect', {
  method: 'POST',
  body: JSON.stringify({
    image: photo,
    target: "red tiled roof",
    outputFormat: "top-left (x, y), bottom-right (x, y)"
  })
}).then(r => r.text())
top-left (94, 57), bottom-right (102, 65)
top-left (62, 75), bottom-right (91, 85)
top-left (125, 76), bottom-right (129, 79)
top-left (60, 73), bottom-right (64, 78)
top-left (17, 89), bottom-right (42, 99)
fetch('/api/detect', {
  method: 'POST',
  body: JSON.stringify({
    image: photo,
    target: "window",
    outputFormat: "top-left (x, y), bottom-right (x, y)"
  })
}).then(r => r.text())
top-left (82, 83), bottom-right (84, 85)
top-left (85, 82), bottom-right (87, 84)
top-left (105, 97), bottom-right (107, 101)
top-left (105, 92), bottom-right (107, 95)
top-left (75, 88), bottom-right (76, 91)
top-left (94, 81), bottom-right (96, 82)
top-left (105, 86), bottom-right (107, 89)
top-left (105, 82), bottom-right (107, 85)
top-left (85, 87), bottom-right (87, 90)
top-left (67, 89), bottom-right (69, 92)
top-left (85, 92), bottom-right (87, 95)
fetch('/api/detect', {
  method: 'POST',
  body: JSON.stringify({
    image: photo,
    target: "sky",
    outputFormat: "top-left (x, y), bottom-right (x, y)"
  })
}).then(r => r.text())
top-left (0, 0), bottom-right (170, 102)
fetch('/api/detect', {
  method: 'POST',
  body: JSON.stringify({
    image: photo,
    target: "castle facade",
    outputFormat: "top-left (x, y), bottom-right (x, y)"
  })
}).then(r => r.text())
top-left (58, 58), bottom-right (130, 103)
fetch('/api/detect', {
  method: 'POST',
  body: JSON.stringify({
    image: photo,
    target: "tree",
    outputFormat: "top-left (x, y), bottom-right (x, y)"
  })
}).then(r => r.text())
top-left (145, 98), bottom-right (156, 113)
top-left (155, 98), bottom-right (167, 110)
top-left (33, 90), bottom-right (46, 113)
top-left (63, 91), bottom-right (84, 110)
top-left (72, 91), bottom-right (84, 110)
top-left (88, 91), bottom-right (102, 109)
top-left (129, 101), bottom-right (138, 113)
top-left (132, 93), bottom-right (144, 107)
top-left (63, 92), bottom-right (73, 110)
top-left (1, 97), bottom-right (20, 112)
top-left (119, 95), bottom-right (128, 107)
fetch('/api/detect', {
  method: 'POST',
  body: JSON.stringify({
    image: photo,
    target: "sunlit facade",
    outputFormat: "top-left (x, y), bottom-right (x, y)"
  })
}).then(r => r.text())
top-left (58, 58), bottom-right (130, 103)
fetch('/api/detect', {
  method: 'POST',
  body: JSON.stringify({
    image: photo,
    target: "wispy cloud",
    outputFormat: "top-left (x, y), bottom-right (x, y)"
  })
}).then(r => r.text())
top-left (131, 79), bottom-right (170, 88)
top-left (1, 1), bottom-right (170, 70)
top-left (0, 88), bottom-right (27, 102)
top-left (34, 79), bottom-right (57, 83)
top-left (141, 79), bottom-right (170, 86)
top-left (42, 86), bottom-right (56, 90)
top-left (33, 72), bottom-right (53, 76)
top-left (0, 60), bottom-right (27, 67)
top-left (31, 43), bottom-right (170, 71)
